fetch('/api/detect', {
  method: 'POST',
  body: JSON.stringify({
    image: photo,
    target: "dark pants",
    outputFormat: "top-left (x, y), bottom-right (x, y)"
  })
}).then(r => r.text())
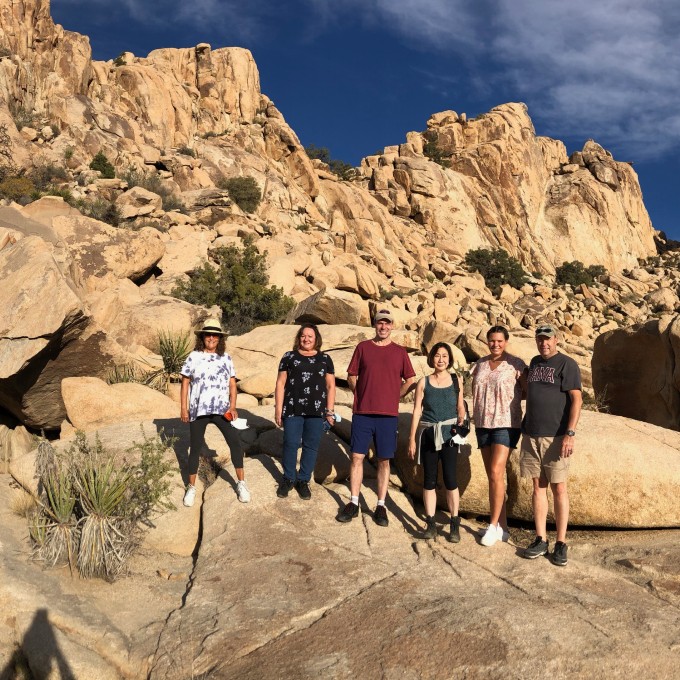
top-left (189, 414), bottom-right (244, 476)
top-left (421, 428), bottom-right (458, 491)
top-left (282, 415), bottom-right (324, 483)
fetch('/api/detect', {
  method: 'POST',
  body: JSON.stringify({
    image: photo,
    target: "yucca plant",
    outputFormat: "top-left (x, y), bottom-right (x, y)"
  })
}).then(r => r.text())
top-left (144, 330), bottom-right (192, 393)
top-left (76, 458), bottom-right (132, 580)
top-left (35, 433), bottom-right (57, 487)
top-left (106, 363), bottom-right (147, 385)
top-left (34, 470), bottom-right (79, 572)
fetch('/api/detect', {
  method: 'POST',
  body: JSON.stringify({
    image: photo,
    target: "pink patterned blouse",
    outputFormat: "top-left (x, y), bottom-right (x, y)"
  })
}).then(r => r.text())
top-left (471, 354), bottom-right (526, 429)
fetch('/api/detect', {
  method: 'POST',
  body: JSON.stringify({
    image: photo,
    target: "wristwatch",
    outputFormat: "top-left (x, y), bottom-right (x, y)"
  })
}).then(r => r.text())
top-left (566, 429), bottom-right (576, 437)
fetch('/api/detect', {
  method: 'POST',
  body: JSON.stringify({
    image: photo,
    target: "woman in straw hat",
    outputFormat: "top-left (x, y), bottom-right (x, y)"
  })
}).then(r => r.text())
top-left (179, 317), bottom-right (250, 507)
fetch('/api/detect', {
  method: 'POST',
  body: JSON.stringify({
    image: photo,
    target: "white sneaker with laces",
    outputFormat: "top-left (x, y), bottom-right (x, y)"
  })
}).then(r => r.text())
top-left (183, 484), bottom-right (196, 507)
top-left (480, 522), bottom-right (500, 547)
top-left (236, 480), bottom-right (251, 503)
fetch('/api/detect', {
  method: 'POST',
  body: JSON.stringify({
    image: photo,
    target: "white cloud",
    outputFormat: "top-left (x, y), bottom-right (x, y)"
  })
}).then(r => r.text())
top-left (309, 0), bottom-right (680, 158)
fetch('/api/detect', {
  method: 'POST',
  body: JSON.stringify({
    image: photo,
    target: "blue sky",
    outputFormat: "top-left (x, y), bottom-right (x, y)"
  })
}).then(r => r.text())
top-left (52, 0), bottom-right (680, 240)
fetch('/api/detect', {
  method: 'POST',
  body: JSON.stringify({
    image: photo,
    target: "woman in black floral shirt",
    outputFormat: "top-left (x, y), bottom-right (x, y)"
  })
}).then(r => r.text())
top-left (274, 324), bottom-right (336, 500)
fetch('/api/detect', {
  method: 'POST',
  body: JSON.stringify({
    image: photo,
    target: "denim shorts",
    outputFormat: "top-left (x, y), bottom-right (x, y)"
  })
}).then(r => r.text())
top-left (350, 414), bottom-right (399, 459)
top-left (475, 427), bottom-right (521, 450)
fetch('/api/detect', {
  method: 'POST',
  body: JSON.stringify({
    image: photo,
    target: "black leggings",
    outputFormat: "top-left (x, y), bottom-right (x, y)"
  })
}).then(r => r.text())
top-left (421, 428), bottom-right (458, 491)
top-left (189, 414), bottom-right (244, 475)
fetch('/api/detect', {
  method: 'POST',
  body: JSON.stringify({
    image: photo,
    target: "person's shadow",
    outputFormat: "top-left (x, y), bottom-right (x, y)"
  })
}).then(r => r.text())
top-left (1, 609), bottom-right (75, 680)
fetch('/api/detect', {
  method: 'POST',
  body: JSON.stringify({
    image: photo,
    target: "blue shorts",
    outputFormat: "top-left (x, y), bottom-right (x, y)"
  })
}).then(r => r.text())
top-left (475, 427), bottom-right (521, 450)
top-left (350, 414), bottom-right (399, 459)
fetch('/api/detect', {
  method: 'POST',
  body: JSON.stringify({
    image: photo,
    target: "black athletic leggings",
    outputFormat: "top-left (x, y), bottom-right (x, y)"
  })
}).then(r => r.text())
top-left (188, 414), bottom-right (244, 475)
top-left (421, 427), bottom-right (458, 491)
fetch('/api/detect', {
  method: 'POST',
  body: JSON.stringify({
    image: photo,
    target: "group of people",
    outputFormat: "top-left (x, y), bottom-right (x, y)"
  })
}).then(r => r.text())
top-left (179, 308), bottom-right (582, 566)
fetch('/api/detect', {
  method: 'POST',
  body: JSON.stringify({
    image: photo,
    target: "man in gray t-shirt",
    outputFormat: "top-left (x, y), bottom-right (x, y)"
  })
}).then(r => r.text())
top-left (520, 324), bottom-right (582, 567)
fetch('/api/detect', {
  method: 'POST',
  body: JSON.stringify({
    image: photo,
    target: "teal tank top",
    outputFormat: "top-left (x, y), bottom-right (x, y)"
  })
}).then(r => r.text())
top-left (421, 375), bottom-right (459, 424)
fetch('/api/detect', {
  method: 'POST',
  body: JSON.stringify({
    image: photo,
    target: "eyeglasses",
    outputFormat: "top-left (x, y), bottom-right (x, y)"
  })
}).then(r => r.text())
top-left (203, 333), bottom-right (220, 338)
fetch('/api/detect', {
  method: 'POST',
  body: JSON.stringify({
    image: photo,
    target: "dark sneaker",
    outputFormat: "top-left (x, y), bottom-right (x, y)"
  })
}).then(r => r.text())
top-left (551, 541), bottom-right (568, 566)
top-left (523, 536), bottom-right (549, 559)
top-left (336, 502), bottom-right (359, 523)
top-left (295, 480), bottom-right (312, 500)
top-left (448, 516), bottom-right (461, 544)
top-left (276, 478), bottom-right (294, 498)
top-left (422, 517), bottom-right (437, 540)
top-left (373, 505), bottom-right (389, 527)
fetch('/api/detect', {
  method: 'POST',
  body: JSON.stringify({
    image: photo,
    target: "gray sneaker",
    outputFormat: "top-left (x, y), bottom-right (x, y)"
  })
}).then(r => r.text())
top-left (523, 536), bottom-right (549, 559)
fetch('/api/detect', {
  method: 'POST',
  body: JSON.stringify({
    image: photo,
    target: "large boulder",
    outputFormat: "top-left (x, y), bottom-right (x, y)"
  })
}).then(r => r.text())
top-left (286, 288), bottom-right (371, 326)
top-left (0, 236), bottom-right (123, 429)
top-left (592, 316), bottom-right (680, 428)
top-left (62, 377), bottom-right (178, 430)
top-left (396, 408), bottom-right (680, 527)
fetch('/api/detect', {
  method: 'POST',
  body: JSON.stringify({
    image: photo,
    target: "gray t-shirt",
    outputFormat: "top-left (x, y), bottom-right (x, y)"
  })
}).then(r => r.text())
top-left (523, 352), bottom-right (581, 437)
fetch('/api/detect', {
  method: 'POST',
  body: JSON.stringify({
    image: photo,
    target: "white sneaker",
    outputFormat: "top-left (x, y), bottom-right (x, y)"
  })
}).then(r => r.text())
top-left (183, 484), bottom-right (196, 507)
top-left (480, 522), bottom-right (500, 547)
top-left (499, 526), bottom-right (510, 543)
top-left (236, 480), bottom-right (251, 503)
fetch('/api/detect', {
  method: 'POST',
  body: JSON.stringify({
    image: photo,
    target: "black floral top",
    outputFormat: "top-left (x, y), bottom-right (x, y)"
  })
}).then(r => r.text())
top-left (278, 351), bottom-right (335, 418)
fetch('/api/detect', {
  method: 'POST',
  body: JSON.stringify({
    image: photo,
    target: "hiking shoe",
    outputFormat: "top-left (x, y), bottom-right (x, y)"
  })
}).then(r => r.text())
top-left (480, 523), bottom-right (500, 547)
top-left (422, 517), bottom-right (437, 540)
top-left (551, 541), bottom-right (568, 567)
top-left (183, 484), bottom-right (196, 507)
top-left (373, 505), bottom-right (389, 527)
top-left (523, 536), bottom-right (549, 559)
top-left (499, 526), bottom-right (510, 543)
top-left (277, 478), bottom-right (294, 498)
top-left (295, 480), bottom-right (312, 500)
top-left (336, 502), bottom-right (359, 523)
top-left (236, 480), bottom-right (251, 503)
top-left (448, 516), bottom-right (461, 544)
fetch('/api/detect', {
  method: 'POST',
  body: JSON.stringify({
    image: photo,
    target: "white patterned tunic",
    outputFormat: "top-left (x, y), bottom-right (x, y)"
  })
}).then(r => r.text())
top-left (181, 351), bottom-right (237, 421)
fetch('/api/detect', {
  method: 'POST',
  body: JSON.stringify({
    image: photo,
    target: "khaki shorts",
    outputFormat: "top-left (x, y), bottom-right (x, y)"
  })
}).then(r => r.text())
top-left (520, 435), bottom-right (569, 484)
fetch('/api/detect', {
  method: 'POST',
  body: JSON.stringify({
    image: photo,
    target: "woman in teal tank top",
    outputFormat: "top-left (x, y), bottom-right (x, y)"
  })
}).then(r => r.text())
top-left (408, 343), bottom-right (466, 542)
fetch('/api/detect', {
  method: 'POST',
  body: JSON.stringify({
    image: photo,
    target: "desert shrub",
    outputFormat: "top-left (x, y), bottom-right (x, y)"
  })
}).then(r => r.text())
top-left (0, 176), bottom-right (36, 202)
top-left (464, 247), bottom-right (529, 290)
top-left (304, 144), bottom-right (357, 180)
top-left (50, 123), bottom-right (60, 138)
top-left (113, 53), bottom-right (126, 67)
top-left (121, 166), bottom-right (184, 212)
top-left (423, 131), bottom-right (451, 168)
top-left (63, 146), bottom-right (74, 161)
top-left (106, 363), bottom-right (147, 385)
top-left (144, 330), bottom-right (192, 392)
top-left (72, 197), bottom-right (121, 226)
top-left (30, 163), bottom-right (70, 192)
top-left (89, 151), bottom-right (115, 179)
top-left (0, 45), bottom-right (11, 58)
top-left (0, 123), bottom-right (18, 181)
top-left (220, 175), bottom-right (262, 213)
top-left (177, 146), bottom-right (195, 157)
top-left (555, 261), bottom-right (608, 287)
top-left (27, 430), bottom-right (176, 581)
top-left (172, 237), bottom-right (294, 334)
top-left (9, 102), bottom-right (35, 131)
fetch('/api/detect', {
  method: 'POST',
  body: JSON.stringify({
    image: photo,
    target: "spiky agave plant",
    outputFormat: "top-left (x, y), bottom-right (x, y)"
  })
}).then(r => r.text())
top-left (33, 470), bottom-right (79, 573)
top-left (145, 330), bottom-right (192, 393)
top-left (76, 457), bottom-right (133, 580)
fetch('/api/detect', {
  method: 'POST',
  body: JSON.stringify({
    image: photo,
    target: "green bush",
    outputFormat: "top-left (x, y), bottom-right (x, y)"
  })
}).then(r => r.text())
top-left (172, 237), bottom-right (294, 334)
top-left (0, 123), bottom-right (18, 181)
top-left (304, 144), bottom-right (357, 180)
top-left (423, 131), bottom-right (451, 168)
top-left (30, 163), bottom-right (70, 192)
top-left (89, 151), bottom-right (115, 179)
top-left (221, 175), bottom-right (262, 213)
top-left (555, 261), bottom-right (608, 287)
top-left (464, 247), bottom-right (529, 290)
top-left (177, 146), bottom-right (195, 158)
top-left (0, 176), bottom-right (36, 202)
top-left (120, 166), bottom-right (184, 212)
top-left (72, 197), bottom-right (121, 226)
top-left (9, 102), bottom-right (35, 131)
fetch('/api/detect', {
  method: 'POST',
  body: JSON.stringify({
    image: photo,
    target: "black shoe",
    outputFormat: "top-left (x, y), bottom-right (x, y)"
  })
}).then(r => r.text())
top-left (523, 536), bottom-right (549, 559)
top-left (277, 478), bottom-right (294, 498)
top-left (448, 516), bottom-right (461, 544)
top-left (336, 502), bottom-right (359, 523)
top-left (373, 505), bottom-right (389, 527)
top-left (295, 480), bottom-right (312, 500)
top-left (551, 541), bottom-right (568, 566)
top-left (422, 517), bottom-right (437, 540)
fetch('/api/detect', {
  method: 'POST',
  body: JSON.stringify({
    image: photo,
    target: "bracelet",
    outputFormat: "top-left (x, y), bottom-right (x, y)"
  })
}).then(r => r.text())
top-left (325, 409), bottom-right (335, 414)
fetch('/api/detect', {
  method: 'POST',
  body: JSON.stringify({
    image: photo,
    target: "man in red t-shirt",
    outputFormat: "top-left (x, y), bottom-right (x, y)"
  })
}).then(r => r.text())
top-left (336, 309), bottom-right (416, 527)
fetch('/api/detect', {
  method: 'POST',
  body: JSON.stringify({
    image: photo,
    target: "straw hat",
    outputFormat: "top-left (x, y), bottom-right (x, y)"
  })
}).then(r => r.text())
top-left (194, 317), bottom-right (228, 336)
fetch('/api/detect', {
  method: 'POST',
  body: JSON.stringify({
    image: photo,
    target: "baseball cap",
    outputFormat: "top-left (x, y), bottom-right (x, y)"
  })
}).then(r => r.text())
top-left (374, 309), bottom-right (394, 323)
top-left (535, 323), bottom-right (557, 338)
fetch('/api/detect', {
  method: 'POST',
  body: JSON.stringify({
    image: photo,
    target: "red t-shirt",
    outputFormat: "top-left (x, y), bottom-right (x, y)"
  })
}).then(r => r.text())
top-left (347, 340), bottom-right (416, 416)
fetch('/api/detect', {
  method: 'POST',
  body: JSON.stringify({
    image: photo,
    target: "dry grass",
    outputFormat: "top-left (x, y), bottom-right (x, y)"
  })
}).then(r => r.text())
top-left (10, 489), bottom-right (37, 518)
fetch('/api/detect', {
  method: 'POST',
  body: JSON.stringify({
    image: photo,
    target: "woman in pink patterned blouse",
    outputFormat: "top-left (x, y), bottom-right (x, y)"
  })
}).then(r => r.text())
top-left (471, 326), bottom-right (527, 548)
